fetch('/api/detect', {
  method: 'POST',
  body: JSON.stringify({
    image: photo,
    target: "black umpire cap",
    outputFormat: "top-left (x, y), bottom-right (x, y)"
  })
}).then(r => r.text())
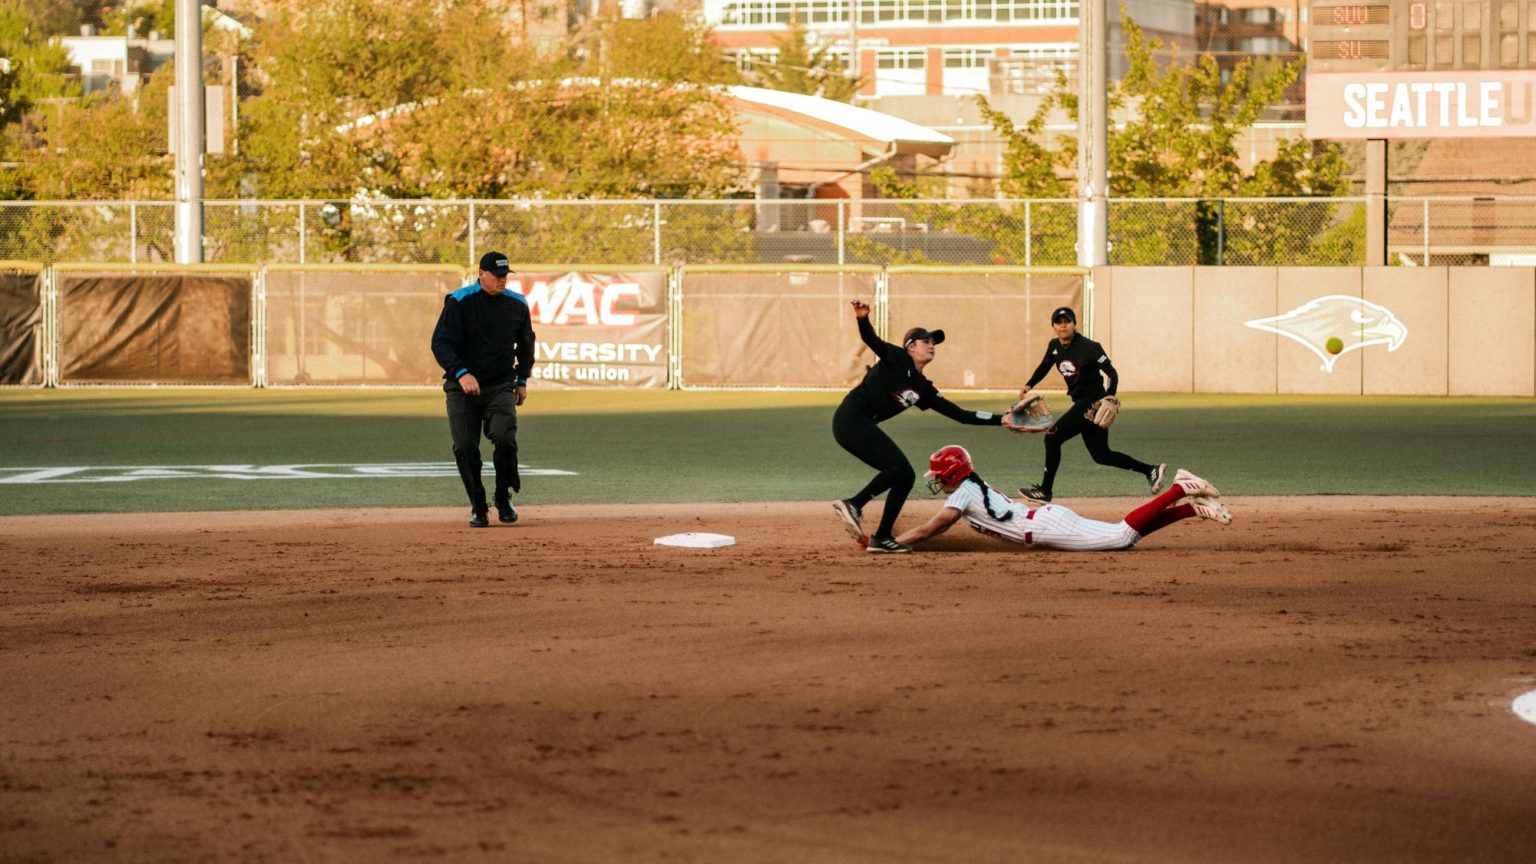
top-left (1051, 306), bottom-right (1077, 324)
top-left (902, 327), bottom-right (946, 347)
top-left (478, 251), bottom-right (511, 276)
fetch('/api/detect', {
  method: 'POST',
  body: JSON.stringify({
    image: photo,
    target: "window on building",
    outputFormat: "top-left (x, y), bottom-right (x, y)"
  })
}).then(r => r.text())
top-left (877, 48), bottom-right (927, 69)
top-left (944, 48), bottom-right (991, 68)
top-left (715, 0), bottom-right (1079, 27)
top-left (1238, 36), bottom-right (1293, 53)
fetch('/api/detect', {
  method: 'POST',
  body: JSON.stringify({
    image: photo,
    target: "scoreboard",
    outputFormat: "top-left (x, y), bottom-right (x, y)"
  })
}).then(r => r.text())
top-left (1309, 0), bottom-right (1536, 73)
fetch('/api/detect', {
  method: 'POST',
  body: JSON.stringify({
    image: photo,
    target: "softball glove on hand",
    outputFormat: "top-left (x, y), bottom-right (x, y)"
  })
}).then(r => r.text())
top-left (1007, 394), bottom-right (1053, 431)
top-left (1087, 396), bottom-right (1120, 428)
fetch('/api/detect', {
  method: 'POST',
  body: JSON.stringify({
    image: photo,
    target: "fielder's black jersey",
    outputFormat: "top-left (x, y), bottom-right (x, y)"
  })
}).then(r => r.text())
top-left (431, 284), bottom-right (537, 388)
top-left (841, 317), bottom-right (1001, 427)
top-left (1025, 334), bottom-right (1118, 404)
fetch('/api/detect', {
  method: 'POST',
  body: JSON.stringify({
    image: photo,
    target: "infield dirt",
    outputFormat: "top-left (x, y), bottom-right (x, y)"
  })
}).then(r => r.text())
top-left (3, 498), bottom-right (1535, 863)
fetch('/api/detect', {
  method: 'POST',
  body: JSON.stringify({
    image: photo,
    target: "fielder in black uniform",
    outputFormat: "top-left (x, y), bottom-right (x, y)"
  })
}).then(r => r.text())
top-left (1016, 306), bottom-right (1164, 503)
top-left (431, 251), bottom-right (536, 528)
top-left (832, 299), bottom-right (1011, 554)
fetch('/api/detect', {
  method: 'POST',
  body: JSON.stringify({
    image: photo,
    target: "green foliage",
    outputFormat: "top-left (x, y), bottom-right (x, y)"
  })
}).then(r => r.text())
top-left (20, 66), bottom-right (171, 199)
top-left (1, 0), bottom-right (80, 37)
top-left (973, 90), bottom-right (1074, 199)
top-left (576, 11), bottom-right (739, 86)
top-left (948, 12), bottom-right (1356, 265)
top-left (225, 0), bottom-right (745, 203)
top-left (742, 16), bottom-right (860, 102)
top-left (0, 3), bottom-right (81, 107)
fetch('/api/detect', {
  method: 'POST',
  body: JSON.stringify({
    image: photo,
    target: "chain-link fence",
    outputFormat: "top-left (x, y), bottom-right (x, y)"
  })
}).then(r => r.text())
top-left (5, 196), bottom-right (1535, 267)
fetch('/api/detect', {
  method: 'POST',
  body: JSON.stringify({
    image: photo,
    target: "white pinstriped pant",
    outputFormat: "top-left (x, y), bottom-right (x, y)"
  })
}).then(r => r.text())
top-left (966, 503), bottom-right (1140, 551)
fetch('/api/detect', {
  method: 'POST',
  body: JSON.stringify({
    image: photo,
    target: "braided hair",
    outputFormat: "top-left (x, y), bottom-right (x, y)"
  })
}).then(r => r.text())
top-left (964, 473), bottom-right (1014, 521)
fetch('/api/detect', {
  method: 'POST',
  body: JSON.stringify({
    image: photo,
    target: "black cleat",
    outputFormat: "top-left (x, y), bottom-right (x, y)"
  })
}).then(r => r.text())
top-left (1018, 485), bottom-right (1052, 503)
top-left (468, 511), bottom-right (490, 528)
top-left (865, 536), bottom-right (913, 554)
top-left (495, 497), bottom-right (518, 524)
top-left (832, 499), bottom-right (863, 540)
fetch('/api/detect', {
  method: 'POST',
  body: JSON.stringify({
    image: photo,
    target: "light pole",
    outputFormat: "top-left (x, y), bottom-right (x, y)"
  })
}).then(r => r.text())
top-left (173, 0), bottom-right (204, 263)
top-left (1076, 0), bottom-right (1107, 267)
top-left (847, 0), bottom-right (860, 93)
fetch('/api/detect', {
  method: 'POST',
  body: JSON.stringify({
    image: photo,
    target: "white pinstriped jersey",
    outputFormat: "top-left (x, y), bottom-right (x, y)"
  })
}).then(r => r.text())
top-left (943, 480), bottom-right (1141, 551)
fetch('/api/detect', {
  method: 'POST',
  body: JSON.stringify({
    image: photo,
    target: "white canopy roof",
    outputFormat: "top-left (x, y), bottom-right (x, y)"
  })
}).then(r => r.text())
top-left (727, 85), bottom-right (955, 155)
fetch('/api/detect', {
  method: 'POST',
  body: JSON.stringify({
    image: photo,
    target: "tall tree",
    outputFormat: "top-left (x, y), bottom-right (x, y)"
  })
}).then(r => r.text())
top-left (16, 66), bottom-right (171, 199)
top-left (744, 16), bottom-right (859, 102)
top-left (228, 0), bottom-right (743, 201)
top-left (971, 13), bottom-right (1350, 264)
top-left (575, 10), bottom-right (739, 86)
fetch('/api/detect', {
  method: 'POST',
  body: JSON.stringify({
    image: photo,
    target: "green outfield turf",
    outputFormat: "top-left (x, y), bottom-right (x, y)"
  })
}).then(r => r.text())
top-left (0, 388), bottom-right (1533, 515)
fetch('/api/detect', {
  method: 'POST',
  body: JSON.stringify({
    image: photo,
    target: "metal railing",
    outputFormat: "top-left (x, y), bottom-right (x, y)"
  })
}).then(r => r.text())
top-left (1, 196), bottom-right (1527, 267)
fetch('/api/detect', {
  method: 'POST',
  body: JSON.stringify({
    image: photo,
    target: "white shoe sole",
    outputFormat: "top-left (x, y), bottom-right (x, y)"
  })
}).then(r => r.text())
top-left (832, 501), bottom-right (863, 541)
top-left (1190, 500), bottom-right (1232, 526)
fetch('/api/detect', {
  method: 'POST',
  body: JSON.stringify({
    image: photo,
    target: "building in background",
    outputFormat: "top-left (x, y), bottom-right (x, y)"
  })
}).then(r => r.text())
top-left (703, 0), bottom-right (1196, 101)
top-left (702, 0), bottom-right (1197, 193)
top-left (1195, 0), bottom-right (1305, 112)
top-left (56, 27), bottom-right (174, 96)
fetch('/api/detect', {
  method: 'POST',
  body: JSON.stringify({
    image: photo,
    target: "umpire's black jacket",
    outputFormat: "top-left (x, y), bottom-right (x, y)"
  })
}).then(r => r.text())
top-left (431, 283), bottom-right (536, 387)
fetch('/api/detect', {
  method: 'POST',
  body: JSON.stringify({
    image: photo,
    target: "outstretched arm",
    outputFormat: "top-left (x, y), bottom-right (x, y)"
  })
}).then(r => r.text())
top-left (895, 506), bottom-right (964, 546)
top-left (928, 394), bottom-right (1004, 426)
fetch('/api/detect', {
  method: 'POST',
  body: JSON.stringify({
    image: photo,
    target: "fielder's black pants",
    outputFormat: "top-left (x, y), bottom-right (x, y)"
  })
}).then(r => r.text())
top-left (445, 380), bottom-right (520, 514)
top-left (833, 402), bottom-right (914, 540)
top-left (1038, 399), bottom-right (1154, 495)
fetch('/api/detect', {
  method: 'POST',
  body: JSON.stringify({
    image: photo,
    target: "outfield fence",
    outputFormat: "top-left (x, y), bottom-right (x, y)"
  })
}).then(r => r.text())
top-left (3, 195), bottom-right (1532, 268)
top-left (6, 260), bottom-right (1535, 395)
top-left (0, 262), bottom-right (1086, 391)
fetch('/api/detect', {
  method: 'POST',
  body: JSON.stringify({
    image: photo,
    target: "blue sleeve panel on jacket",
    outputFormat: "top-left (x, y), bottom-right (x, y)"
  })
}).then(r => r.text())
top-left (448, 284), bottom-right (479, 302)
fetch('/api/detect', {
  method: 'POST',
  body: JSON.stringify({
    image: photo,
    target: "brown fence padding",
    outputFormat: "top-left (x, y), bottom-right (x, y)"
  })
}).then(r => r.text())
top-left (265, 267), bottom-right (462, 385)
top-left (680, 269), bottom-right (878, 388)
top-left (58, 271), bottom-right (252, 384)
top-left (0, 268), bottom-right (43, 385)
top-left (887, 270), bottom-right (1083, 391)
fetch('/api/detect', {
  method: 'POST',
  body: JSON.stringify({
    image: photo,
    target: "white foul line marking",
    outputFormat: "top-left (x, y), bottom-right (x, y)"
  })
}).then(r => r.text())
top-left (0, 463), bottom-right (578, 484)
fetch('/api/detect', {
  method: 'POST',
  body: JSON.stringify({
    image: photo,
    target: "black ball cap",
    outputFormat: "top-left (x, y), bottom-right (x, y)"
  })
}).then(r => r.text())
top-left (478, 251), bottom-right (511, 276)
top-left (1051, 306), bottom-right (1076, 324)
top-left (903, 327), bottom-right (946, 347)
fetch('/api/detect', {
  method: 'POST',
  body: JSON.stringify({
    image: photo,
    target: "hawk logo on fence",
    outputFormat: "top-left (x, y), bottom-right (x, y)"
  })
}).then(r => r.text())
top-left (1244, 295), bottom-right (1408, 373)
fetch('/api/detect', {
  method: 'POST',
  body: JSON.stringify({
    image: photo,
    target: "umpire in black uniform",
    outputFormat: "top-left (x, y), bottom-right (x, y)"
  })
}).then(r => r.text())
top-left (431, 251), bottom-right (536, 527)
top-left (832, 299), bottom-right (1011, 554)
top-left (1016, 306), bottom-right (1163, 503)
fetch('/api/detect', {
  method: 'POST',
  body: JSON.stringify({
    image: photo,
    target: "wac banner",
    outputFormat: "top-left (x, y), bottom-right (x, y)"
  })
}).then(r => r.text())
top-left (510, 270), bottom-right (668, 389)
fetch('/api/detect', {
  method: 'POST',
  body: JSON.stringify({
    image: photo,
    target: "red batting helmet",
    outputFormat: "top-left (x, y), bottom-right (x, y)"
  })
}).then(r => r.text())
top-left (924, 444), bottom-right (974, 493)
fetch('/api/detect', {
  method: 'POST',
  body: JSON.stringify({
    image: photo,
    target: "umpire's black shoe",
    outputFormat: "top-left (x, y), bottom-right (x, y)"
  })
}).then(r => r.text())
top-left (495, 496), bottom-right (518, 525)
top-left (866, 536), bottom-right (913, 554)
top-left (1019, 485), bottom-right (1052, 503)
top-left (468, 510), bottom-right (490, 528)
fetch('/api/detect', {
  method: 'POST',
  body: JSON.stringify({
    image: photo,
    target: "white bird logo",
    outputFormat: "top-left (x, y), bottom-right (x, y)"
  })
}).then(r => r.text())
top-left (1244, 295), bottom-right (1408, 373)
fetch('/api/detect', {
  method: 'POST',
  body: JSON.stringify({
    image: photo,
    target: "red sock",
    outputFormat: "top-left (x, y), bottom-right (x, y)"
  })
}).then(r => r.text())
top-left (1139, 503), bottom-right (1197, 537)
top-left (1122, 485), bottom-right (1189, 534)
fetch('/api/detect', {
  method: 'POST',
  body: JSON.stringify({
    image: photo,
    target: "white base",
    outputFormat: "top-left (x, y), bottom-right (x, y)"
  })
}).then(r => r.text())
top-left (1515, 690), bottom-right (1536, 726)
top-left (653, 532), bottom-right (736, 549)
